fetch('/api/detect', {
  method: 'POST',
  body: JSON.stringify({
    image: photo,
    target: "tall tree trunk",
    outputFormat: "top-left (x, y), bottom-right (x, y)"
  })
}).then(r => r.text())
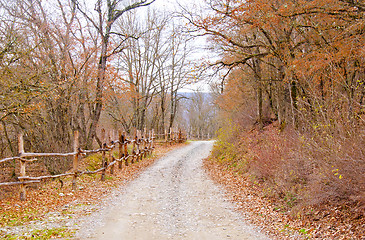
top-left (257, 80), bottom-right (263, 129)
top-left (277, 65), bottom-right (286, 130)
top-left (169, 90), bottom-right (177, 129)
top-left (160, 94), bottom-right (166, 134)
top-left (86, 34), bottom-right (109, 148)
top-left (290, 79), bottom-right (298, 128)
top-left (252, 56), bottom-right (263, 129)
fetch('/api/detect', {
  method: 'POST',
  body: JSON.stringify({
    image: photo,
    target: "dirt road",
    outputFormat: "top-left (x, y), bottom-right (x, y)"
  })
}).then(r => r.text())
top-left (76, 141), bottom-right (270, 240)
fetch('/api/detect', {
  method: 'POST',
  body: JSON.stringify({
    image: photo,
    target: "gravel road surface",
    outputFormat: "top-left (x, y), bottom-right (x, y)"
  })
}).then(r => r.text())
top-left (76, 141), bottom-right (270, 240)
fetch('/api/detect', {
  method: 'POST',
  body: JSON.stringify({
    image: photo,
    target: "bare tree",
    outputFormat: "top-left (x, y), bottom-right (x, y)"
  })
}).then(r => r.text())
top-left (72, 0), bottom-right (156, 147)
top-left (186, 91), bottom-right (217, 139)
top-left (0, 0), bottom-right (97, 173)
top-left (166, 25), bottom-right (193, 130)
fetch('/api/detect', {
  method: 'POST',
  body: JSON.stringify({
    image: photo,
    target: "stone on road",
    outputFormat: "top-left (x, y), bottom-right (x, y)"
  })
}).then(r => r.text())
top-left (76, 141), bottom-right (270, 240)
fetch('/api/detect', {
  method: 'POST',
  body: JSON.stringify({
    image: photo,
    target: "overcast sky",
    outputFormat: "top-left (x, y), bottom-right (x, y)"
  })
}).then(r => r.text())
top-left (155, 0), bottom-right (214, 92)
top-left (146, 0), bottom-right (213, 92)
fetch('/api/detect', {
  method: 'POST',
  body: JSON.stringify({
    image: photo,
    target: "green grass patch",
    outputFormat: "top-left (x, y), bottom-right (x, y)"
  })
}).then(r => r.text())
top-left (2, 227), bottom-right (75, 240)
top-left (84, 154), bottom-right (102, 171)
top-left (0, 207), bottom-right (41, 227)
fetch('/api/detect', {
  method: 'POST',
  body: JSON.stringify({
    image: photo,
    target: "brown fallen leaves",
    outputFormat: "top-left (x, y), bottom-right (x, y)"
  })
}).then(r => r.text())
top-left (0, 143), bottom-right (184, 228)
top-left (203, 157), bottom-right (365, 240)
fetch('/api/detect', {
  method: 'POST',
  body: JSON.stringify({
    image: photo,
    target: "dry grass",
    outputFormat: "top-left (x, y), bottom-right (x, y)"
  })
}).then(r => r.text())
top-left (209, 122), bottom-right (365, 239)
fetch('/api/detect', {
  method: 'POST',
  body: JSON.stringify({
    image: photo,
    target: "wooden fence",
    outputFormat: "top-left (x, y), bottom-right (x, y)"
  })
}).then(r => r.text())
top-left (154, 127), bottom-right (187, 143)
top-left (0, 128), bottom-right (186, 201)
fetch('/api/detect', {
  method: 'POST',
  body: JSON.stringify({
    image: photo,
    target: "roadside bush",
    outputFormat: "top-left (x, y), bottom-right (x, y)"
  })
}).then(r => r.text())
top-left (211, 121), bottom-right (242, 166)
top-left (212, 120), bottom-right (365, 217)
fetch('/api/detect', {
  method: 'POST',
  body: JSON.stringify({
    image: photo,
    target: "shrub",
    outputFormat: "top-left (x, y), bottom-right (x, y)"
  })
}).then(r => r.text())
top-left (211, 120), bottom-right (365, 217)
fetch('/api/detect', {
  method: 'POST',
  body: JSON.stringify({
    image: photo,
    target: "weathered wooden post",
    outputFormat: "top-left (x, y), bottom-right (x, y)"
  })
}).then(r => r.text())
top-left (140, 129), bottom-right (144, 160)
top-left (72, 131), bottom-right (79, 191)
top-left (118, 131), bottom-right (123, 169)
top-left (174, 127), bottom-right (176, 142)
top-left (18, 133), bottom-right (26, 201)
top-left (151, 129), bottom-right (155, 153)
top-left (136, 130), bottom-right (141, 162)
top-left (140, 129), bottom-right (144, 159)
top-left (169, 127), bottom-right (172, 144)
top-left (131, 129), bottom-right (136, 164)
top-left (108, 132), bottom-right (114, 175)
top-left (101, 129), bottom-right (106, 181)
top-left (123, 131), bottom-right (129, 166)
top-left (143, 128), bottom-right (147, 158)
top-left (164, 128), bottom-right (168, 143)
top-left (147, 130), bottom-right (151, 154)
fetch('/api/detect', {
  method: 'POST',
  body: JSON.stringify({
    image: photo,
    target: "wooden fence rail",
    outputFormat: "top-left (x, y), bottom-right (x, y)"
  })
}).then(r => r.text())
top-left (0, 128), bottom-right (186, 200)
top-left (154, 127), bottom-right (187, 144)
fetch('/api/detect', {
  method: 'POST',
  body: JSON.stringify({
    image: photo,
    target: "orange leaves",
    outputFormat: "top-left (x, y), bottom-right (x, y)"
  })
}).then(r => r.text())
top-left (0, 143), bottom-right (180, 231)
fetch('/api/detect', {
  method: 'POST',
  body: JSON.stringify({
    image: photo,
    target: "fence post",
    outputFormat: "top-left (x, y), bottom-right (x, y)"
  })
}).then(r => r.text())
top-left (101, 129), bottom-right (106, 181)
top-left (140, 129), bottom-right (143, 160)
top-left (18, 133), bottom-right (26, 201)
top-left (143, 128), bottom-right (147, 158)
top-left (164, 128), bottom-right (168, 142)
top-left (131, 129), bottom-right (136, 164)
top-left (147, 130), bottom-right (151, 154)
top-left (108, 131), bottom-right (114, 175)
top-left (72, 131), bottom-right (79, 191)
top-left (169, 128), bottom-right (172, 144)
top-left (118, 131), bottom-right (123, 169)
top-left (123, 131), bottom-right (129, 166)
top-left (136, 130), bottom-right (141, 162)
top-left (151, 129), bottom-right (155, 153)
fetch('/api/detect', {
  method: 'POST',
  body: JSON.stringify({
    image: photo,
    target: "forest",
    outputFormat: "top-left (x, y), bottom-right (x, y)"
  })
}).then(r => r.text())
top-left (193, 0), bottom-right (365, 230)
top-left (0, 0), bottom-right (217, 179)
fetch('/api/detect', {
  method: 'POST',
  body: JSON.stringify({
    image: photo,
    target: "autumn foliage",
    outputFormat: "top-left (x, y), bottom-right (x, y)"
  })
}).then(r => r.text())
top-left (195, 0), bottom-right (365, 232)
top-left (0, 0), bottom-right (195, 190)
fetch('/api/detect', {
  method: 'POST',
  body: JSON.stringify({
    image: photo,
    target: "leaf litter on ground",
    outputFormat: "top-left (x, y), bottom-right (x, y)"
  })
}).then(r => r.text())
top-left (0, 143), bottom-right (186, 239)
